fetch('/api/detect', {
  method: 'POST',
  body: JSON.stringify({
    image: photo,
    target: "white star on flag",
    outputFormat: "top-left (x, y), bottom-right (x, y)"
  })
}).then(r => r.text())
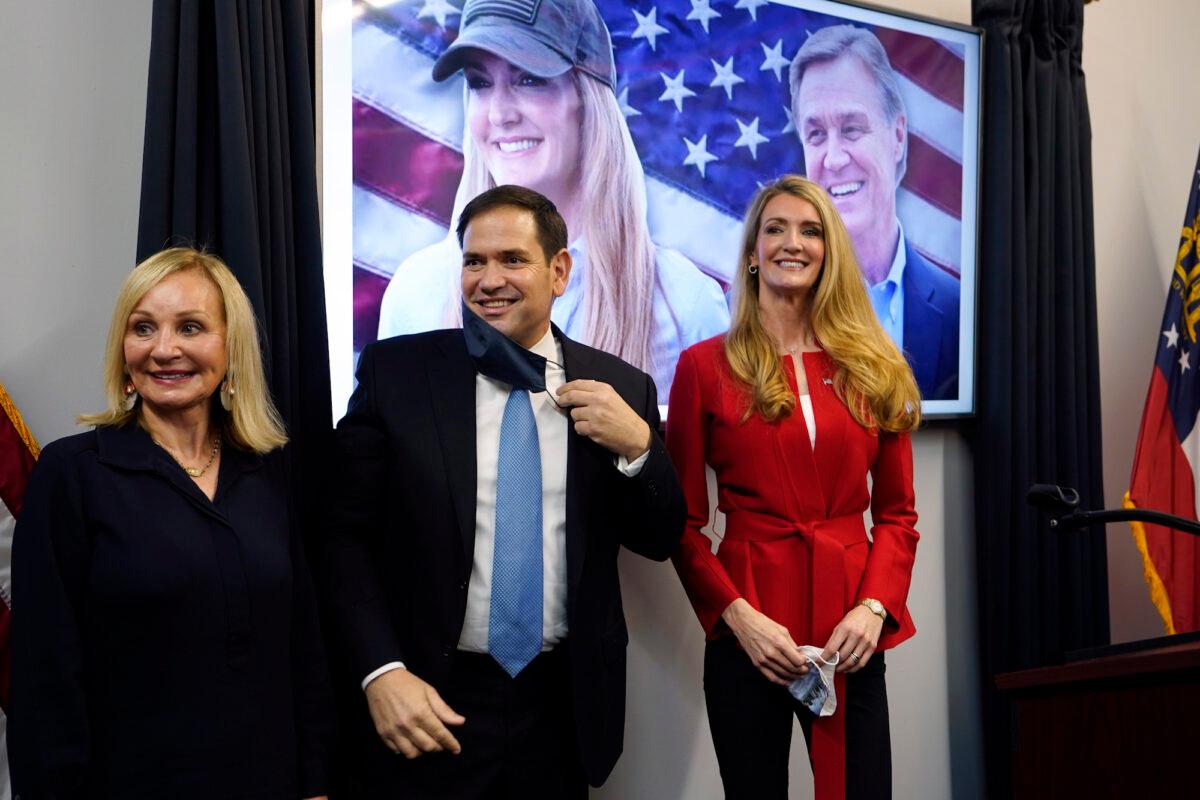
top-left (709, 57), bottom-right (745, 100)
top-left (686, 0), bottom-right (721, 34)
top-left (659, 70), bottom-right (697, 113)
top-left (1164, 322), bottom-right (1180, 349)
top-left (416, 0), bottom-right (459, 28)
top-left (617, 87), bottom-right (641, 118)
top-left (734, 0), bottom-right (770, 21)
top-left (1180, 348), bottom-right (1191, 374)
top-left (632, 7), bottom-right (670, 51)
top-left (760, 40), bottom-right (790, 82)
top-left (683, 134), bottom-right (719, 178)
top-left (781, 105), bottom-right (796, 135)
top-left (733, 117), bottom-right (769, 159)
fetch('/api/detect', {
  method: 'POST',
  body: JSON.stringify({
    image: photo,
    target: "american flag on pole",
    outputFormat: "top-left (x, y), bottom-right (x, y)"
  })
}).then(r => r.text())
top-left (348, 0), bottom-right (968, 353)
top-left (1126, 148), bottom-right (1200, 635)
top-left (0, 382), bottom-right (39, 798)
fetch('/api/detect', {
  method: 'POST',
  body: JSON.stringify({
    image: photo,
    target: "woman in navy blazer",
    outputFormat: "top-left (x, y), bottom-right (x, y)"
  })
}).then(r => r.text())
top-left (9, 248), bottom-right (331, 799)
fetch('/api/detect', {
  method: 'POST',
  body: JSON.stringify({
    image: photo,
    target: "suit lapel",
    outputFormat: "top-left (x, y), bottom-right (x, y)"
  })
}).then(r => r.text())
top-left (96, 423), bottom-right (231, 527)
top-left (558, 329), bottom-right (594, 598)
top-left (903, 259), bottom-right (942, 394)
top-left (427, 334), bottom-right (478, 568)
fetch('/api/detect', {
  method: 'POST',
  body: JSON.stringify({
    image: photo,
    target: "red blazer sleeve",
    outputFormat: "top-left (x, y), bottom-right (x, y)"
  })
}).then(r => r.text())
top-left (859, 429), bottom-right (919, 624)
top-left (666, 346), bottom-right (741, 635)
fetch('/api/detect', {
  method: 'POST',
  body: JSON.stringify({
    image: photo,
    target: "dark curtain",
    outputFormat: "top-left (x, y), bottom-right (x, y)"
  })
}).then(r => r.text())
top-left (136, 2), bottom-right (343, 790)
top-left (136, 0), bottom-right (329, 461)
top-left (971, 0), bottom-right (1109, 796)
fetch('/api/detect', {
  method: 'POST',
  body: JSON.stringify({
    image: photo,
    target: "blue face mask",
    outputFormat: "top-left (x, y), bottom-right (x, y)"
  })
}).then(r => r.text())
top-left (461, 301), bottom-right (548, 392)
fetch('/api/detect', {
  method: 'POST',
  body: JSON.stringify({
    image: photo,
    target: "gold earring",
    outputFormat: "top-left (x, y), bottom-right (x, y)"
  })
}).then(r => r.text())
top-left (219, 378), bottom-right (235, 411)
top-left (123, 380), bottom-right (139, 412)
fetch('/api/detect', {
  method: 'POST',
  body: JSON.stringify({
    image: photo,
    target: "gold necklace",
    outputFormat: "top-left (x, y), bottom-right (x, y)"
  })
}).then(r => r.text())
top-left (153, 435), bottom-right (221, 477)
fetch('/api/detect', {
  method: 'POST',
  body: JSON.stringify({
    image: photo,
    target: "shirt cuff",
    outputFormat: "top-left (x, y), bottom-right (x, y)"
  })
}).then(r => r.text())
top-left (362, 661), bottom-right (406, 691)
top-left (615, 448), bottom-right (650, 476)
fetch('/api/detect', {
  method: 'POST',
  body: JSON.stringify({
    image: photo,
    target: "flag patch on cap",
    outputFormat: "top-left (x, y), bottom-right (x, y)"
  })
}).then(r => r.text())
top-left (464, 0), bottom-right (543, 26)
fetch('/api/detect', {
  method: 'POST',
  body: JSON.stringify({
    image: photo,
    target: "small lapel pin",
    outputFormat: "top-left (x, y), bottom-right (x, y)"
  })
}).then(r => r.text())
top-left (822, 378), bottom-right (833, 385)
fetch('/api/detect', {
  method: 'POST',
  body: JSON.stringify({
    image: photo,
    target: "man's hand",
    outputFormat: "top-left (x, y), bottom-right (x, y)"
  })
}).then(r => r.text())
top-left (556, 379), bottom-right (652, 461)
top-left (364, 668), bottom-right (465, 759)
top-left (721, 598), bottom-right (809, 686)
top-left (821, 605), bottom-right (885, 673)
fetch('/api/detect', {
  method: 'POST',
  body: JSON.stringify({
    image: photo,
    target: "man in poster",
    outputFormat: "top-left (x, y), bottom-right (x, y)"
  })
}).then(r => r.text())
top-left (790, 24), bottom-right (960, 400)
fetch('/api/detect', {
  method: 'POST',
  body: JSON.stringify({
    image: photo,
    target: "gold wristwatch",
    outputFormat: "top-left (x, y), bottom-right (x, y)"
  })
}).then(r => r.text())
top-left (858, 598), bottom-right (888, 622)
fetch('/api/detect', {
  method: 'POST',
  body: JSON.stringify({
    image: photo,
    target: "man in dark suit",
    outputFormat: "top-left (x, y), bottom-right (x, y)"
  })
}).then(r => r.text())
top-left (903, 240), bottom-right (960, 400)
top-left (323, 184), bottom-right (686, 798)
top-left (790, 24), bottom-right (961, 399)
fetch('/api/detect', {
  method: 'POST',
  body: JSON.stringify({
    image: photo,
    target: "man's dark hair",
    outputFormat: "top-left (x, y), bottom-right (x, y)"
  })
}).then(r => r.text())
top-left (456, 184), bottom-right (569, 261)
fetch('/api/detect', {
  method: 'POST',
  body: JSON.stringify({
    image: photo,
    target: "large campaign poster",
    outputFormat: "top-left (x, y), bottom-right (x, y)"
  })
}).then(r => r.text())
top-left (321, 0), bottom-right (981, 417)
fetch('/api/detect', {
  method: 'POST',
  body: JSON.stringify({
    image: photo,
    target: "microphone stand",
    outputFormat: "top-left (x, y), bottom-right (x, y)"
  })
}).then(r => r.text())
top-left (1026, 483), bottom-right (1200, 537)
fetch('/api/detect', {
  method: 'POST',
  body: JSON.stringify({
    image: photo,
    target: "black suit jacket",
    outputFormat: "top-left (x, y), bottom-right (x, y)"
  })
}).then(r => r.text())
top-left (10, 425), bottom-right (331, 799)
top-left (323, 326), bottom-right (685, 787)
top-left (902, 240), bottom-right (961, 401)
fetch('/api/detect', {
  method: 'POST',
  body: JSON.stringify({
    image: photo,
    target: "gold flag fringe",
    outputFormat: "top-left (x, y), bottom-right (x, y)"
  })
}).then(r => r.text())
top-left (1123, 491), bottom-right (1176, 635)
top-left (0, 382), bottom-right (41, 460)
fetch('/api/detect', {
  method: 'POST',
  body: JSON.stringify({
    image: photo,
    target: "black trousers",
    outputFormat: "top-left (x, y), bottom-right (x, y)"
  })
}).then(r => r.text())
top-left (358, 647), bottom-right (586, 799)
top-left (703, 637), bottom-right (892, 800)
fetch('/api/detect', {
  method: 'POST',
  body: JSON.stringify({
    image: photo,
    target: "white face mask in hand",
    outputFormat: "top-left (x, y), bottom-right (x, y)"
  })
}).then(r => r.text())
top-left (788, 645), bottom-right (839, 717)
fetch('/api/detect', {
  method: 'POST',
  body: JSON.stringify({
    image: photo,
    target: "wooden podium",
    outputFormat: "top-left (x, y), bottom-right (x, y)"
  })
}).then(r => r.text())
top-left (996, 633), bottom-right (1200, 796)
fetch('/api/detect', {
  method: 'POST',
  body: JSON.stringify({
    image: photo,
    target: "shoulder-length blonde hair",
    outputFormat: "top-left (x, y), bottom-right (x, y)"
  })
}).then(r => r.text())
top-left (439, 70), bottom-right (655, 375)
top-left (79, 247), bottom-right (288, 454)
top-left (725, 175), bottom-right (921, 433)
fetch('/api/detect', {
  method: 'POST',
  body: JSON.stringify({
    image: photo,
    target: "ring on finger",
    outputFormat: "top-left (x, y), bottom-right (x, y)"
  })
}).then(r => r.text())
top-left (849, 652), bottom-right (861, 663)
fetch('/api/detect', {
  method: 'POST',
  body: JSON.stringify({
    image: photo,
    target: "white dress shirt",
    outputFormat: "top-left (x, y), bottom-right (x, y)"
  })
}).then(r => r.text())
top-left (363, 326), bottom-right (648, 689)
top-left (867, 224), bottom-right (909, 349)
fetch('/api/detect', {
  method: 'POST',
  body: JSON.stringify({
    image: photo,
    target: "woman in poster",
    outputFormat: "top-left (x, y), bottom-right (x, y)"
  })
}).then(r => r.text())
top-left (667, 176), bottom-right (921, 799)
top-left (376, 0), bottom-right (728, 397)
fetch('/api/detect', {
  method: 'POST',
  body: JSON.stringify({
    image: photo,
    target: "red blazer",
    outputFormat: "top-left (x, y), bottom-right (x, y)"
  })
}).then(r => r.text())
top-left (666, 337), bottom-right (919, 799)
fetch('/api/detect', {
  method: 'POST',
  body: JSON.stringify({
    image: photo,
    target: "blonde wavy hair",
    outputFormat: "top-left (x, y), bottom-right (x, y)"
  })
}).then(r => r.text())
top-left (79, 247), bottom-right (288, 453)
top-left (441, 69), bottom-right (655, 375)
top-left (725, 175), bottom-right (921, 432)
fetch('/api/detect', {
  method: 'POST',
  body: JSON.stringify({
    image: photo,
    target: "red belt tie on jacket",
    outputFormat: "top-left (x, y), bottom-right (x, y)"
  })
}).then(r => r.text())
top-left (724, 510), bottom-right (868, 800)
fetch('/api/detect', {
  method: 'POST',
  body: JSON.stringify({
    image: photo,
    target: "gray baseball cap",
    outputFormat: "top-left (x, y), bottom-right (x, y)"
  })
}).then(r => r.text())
top-left (431, 0), bottom-right (616, 90)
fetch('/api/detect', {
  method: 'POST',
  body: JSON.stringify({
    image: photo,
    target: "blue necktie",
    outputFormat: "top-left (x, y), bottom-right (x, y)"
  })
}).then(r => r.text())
top-left (489, 388), bottom-right (543, 677)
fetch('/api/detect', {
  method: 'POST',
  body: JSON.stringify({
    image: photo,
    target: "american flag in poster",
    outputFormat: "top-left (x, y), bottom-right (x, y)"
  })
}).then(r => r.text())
top-left (349, 0), bottom-right (968, 353)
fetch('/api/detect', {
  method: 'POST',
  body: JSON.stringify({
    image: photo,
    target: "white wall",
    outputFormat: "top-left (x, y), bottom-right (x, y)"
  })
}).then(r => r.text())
top-left (1083, 0), bottom-right (1200, 644)
top-left (601, 2), bottom-right (983, 798)
top-left (0, 1), bottom-right (153, 443)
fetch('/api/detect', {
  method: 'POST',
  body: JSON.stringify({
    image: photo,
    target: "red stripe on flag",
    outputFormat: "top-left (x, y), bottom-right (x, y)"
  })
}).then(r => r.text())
top-left (902, 135), bottom-right (963, 220)
top-left (1129, 367), bottom-right (1200, 632)
top-left (0, 384), bottom-right (37, 713)
top-left (355, 265), bottom-right (391, 353)
top-left (875, 27), bottom-right (965, 109)
top-left (353, 99), bottom-right (462, 225)
top-left (0, 398), bottom-right (37, 517)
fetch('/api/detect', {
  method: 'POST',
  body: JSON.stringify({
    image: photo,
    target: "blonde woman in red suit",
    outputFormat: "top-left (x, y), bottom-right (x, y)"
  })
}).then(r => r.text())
top-left (667, 175), bottom-right (921, 800)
